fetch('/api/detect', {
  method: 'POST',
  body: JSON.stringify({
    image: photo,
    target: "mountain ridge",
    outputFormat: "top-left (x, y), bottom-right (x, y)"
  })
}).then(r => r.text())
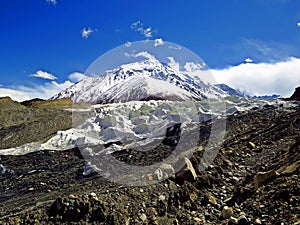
top-left (51, 56), bottom-right (229, 104)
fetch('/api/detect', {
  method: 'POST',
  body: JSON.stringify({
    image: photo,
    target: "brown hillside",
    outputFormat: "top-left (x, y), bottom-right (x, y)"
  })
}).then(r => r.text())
top-left (21, 98), bottom-right (73, 109)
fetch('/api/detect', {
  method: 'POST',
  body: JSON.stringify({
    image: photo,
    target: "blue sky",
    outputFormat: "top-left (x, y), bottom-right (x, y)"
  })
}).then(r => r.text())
top-left (1, 0), bottom-right (300, 100)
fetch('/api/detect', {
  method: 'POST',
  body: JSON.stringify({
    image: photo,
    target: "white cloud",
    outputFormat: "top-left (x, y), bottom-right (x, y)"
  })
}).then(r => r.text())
top-left (124, 52), bottom-right (135, 58)
top-left (0, 81), bottom-right (73, 102)
top-left (167, 57), bottom-right (180, 71)
top-left (244, 58), bottom-right (253, 63)
top-left (30, 70), bottom-right (57, 80)
top-left (154, 38), bottom-right (164, 47)
top-left (143, 27), bottom-right (153, 38)
top-left (135, 51), bottom-right (157, 61)
top-left (46, 0), bottom-right (57, 5)
top-left (69, 72), bottom-right (87, 82)
top-left (125, 41), bottom-right (132, 47)
top-left (131, 21), bottom-right (156, 38)
top-left (0, 71), bottom-right (89, 101)
top-left (131, 21), bottom-right (142, 30)
top-left (81, 27), bottom-right (93, 39)
top-left (297, 22), bottom-right (300, 27)
top-left (212, 57), bottom-right (300, 97)
top-left (0, 88), bottom-right (31, 102)
top-left (168, 45), bottom-right (182, 50)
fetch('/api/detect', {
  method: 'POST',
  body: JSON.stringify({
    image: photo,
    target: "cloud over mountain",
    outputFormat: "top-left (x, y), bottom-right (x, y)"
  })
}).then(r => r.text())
top-left (212, 57), bottom-right (300, 97)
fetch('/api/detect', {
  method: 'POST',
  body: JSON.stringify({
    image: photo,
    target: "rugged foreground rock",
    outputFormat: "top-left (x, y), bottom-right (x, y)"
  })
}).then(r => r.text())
top-left (0, 101), bottom-right (299, 224)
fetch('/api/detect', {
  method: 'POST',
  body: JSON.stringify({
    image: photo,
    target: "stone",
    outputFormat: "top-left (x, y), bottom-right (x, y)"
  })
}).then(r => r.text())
top-left (238, 215), bottom-right (250, 225)
top-left (82, 163), bottom-right (98, 176)
top-left (221, 206), bottom-right (233, 219)
top-left (139, 213), bottom-right (147, 222)
top-left (185, 158), bottom-right (197, 179)
top-left (248, 142), bottom-right (256, 149)
top-left (254, 218), bottom-right (262, 224)
top-left (233, 176), bottom-right (239, 182)
top-left (69, 194), bottom-right (76, 199)
top-left (89, 192), bottom-right (98, 201)
top-left (229, 216), bottom-right (239, 224)
top-left (0, 164), bottom-right (6, 175)
top-left (224, 159), bottom-right (234, 167)
top-left (89, 192), bottom-right (97, 197)
top-left (158, 195), bottom-right (166, 201)
top-left (153, 168), bottom-right (164, 181)
top-left (175, 157), bottom-right (197, 184)
top-left (207, 194), bottom-right (218, 206)
top-left (193, 217), bottom-right (202, 224)
top-left (254, 170), bottom-right (279, 189)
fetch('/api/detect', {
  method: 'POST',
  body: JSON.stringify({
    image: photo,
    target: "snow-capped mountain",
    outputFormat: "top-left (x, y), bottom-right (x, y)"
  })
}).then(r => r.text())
top-left (52, 53), bottom-right (228, 104)
top-left (215, 83), bottom-right (251, 98)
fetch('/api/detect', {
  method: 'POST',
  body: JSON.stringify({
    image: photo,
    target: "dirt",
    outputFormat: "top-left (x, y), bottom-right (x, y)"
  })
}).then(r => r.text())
top-left (0, 101), bottom-right (299, 224)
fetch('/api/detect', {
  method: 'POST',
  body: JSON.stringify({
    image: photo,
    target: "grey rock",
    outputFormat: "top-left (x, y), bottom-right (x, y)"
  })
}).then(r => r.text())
top-left (0, 164), bottom-right (6, 174)
top-left (83, 163), bottom-right (98, 176)
top-left (238, 215), bottom-right (250, 225)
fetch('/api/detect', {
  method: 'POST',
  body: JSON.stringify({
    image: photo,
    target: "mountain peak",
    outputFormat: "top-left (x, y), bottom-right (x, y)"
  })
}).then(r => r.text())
top-left (52, 55), bottom-right (228, 104)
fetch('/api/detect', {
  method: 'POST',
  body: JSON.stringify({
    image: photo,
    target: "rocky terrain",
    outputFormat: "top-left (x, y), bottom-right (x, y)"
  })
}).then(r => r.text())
top-left (0, 97), bottom-right (73, 149)
top-left (0, 98), bottom-right (299, 224)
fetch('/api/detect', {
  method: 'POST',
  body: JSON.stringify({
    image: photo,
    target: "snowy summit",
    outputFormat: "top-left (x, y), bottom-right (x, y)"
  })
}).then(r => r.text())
top-left (52, 52), bottom-right (228, 104)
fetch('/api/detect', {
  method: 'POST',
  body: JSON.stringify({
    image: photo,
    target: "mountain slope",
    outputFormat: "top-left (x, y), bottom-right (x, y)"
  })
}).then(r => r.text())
top-left (52, 55), bottom-right (228, 104)
top-left (215, 83), bottom-right (250, 98)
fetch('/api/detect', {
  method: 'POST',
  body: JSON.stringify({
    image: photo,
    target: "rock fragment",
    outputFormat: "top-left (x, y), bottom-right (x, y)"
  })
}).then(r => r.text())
top-left (254, 170), bottom-right (278, 189)
top-left (238, 215), bottom-right (250, 225)
top-left (254, 218), bottom-right (262, 224)
top-left (221, 206), bottom-right (233, 219)
top-left (175, 157), bottom-right (197, 184)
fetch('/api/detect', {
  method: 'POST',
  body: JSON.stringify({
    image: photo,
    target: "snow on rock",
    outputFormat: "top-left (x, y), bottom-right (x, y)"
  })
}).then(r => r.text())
top-left (51, 54), bottom-right (228, 104)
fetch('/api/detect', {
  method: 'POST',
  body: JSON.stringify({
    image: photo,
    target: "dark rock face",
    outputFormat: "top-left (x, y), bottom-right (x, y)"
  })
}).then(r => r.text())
top-left (290, 86), bottom-right (300, 100)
